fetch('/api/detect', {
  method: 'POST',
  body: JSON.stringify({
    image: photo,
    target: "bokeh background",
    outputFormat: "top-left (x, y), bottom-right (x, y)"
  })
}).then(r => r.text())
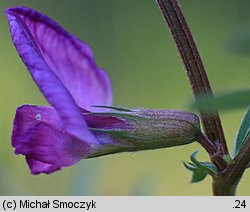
top-left (0, 0), bottom-right (249, 195)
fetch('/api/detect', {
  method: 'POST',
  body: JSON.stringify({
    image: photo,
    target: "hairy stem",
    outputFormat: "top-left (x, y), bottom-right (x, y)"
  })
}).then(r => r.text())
top-left (156, 0), bottom-right (228, 155)
top-left (196, 132), bottom-right (216, 155)
top-left (223, 137), bottom-right (250, 185)
top-left (212, 175), bottom-right (237, 196)
top-left (197, 132), bottom-right (227, 171)
top-left (211, 133), bottom-right (250, 195)
top-left (212, 116), bottom-right (250, 196)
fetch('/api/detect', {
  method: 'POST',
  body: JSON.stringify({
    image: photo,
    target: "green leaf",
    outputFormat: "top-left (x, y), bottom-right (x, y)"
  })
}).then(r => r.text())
top-left (233, 106), bottom-right (250, 157)
top-left (192, 89), bottom-right (250, 111)
top-left (183, 162), bottom-right (207, 183)
top-left (183, 151), bottom-right (219, 183)
top-left (190, 151), bottom-right (219, 175)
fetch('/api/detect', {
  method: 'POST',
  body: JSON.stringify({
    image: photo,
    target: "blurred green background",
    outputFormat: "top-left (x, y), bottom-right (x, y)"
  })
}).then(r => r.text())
top-left (0, 0), bottom-right (249, 195)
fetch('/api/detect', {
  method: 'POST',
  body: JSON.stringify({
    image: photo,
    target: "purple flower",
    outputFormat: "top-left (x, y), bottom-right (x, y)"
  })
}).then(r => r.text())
top-left (6, 6), bottom-right (201, 175)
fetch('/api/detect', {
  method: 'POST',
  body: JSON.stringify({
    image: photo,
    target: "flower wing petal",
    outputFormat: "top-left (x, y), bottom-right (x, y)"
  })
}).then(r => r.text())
top-left (26, 158), bottom-right (61, 175)
top-left (6, 9), bottom-right (97, 143)
top-left (12, 105), bottom-right (93, 174)
top-left (6, 6), bottom-right (112, 111)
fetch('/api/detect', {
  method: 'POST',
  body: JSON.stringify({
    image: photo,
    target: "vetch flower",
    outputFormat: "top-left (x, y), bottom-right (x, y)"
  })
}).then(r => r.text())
top-left (6, 6), bottom-right (202, 174)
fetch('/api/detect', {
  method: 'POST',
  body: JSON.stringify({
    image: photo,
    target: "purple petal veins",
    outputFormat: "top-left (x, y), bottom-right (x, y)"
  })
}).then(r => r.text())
top-left (6, 6), bottom-right (113, 144)
top-left (5, 7), bottom-right (112, 110)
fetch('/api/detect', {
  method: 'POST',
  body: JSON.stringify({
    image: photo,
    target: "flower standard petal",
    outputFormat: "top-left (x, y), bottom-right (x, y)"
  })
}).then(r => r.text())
top-left (6, 9), bottom-right (98, 144)
top-left (5, 6), bottom-right (112, 110)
